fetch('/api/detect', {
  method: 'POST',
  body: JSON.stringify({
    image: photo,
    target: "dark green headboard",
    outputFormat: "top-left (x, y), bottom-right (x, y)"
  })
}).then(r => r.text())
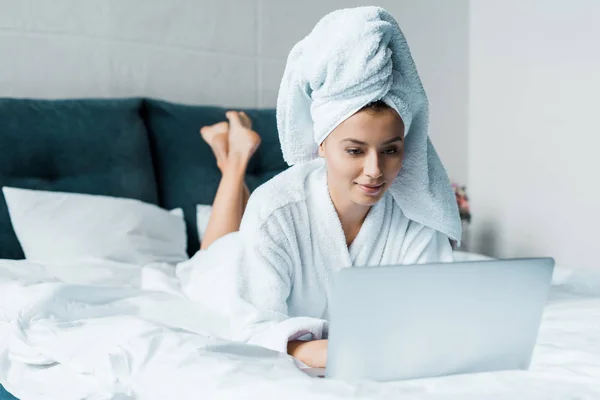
top-left (0, 98), bottom-right (158, 260)
top-left (0, 97), bottom-right (288, 260)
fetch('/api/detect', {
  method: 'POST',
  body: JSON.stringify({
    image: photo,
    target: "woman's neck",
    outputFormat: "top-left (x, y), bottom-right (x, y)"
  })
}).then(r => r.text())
top-left (327, 182), bottom-right (371, 247)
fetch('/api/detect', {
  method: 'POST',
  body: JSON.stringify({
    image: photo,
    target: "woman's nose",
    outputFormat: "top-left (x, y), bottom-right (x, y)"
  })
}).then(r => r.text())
top-left (363, 151), bottom-right (383, 179)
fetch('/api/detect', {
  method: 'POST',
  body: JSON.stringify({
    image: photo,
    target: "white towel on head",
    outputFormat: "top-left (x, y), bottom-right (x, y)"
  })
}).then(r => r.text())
top-left (276, 6), bottom-right (461, 242)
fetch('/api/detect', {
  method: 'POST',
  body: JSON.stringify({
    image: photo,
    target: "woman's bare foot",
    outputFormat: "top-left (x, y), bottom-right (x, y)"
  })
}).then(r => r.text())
top-left (200, 121), bottom-right (229, 171)
top-left (225, 111), bottom-right (261, 165)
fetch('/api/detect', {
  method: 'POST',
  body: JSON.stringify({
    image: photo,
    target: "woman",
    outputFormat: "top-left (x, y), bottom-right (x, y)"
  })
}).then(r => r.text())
top-left (178, 7), bottom-right (461, 369)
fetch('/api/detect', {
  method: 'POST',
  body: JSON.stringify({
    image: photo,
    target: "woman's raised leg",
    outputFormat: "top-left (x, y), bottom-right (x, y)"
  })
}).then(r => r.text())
top-left (199, 111), bottom-right (260, 250)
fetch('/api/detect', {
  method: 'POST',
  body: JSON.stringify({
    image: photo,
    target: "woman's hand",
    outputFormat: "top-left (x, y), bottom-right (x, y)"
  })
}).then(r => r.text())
top-left (287, 339), bottom-right (328, 368)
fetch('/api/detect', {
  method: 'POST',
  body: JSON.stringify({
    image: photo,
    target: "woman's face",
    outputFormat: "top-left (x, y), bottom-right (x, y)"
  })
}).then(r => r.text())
top-left (319, 107), bottom-right (405, 208)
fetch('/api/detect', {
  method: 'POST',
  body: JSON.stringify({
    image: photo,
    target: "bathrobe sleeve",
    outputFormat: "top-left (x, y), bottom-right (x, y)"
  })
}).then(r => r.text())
top-left (229, 195), bottom-right (328, 353)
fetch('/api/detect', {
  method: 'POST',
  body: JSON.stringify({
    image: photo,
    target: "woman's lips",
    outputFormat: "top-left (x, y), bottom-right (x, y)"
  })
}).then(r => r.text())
top-left (357, 182), bottom-right (384, 196)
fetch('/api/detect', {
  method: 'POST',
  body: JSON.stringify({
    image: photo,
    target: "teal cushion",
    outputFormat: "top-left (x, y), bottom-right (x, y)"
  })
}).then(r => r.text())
top-left (0, 384), bottom-right (17, 400)
top-left (143, 99), bottom-right (289, 256)
top-left (0, 98), bottom-right (158, 260)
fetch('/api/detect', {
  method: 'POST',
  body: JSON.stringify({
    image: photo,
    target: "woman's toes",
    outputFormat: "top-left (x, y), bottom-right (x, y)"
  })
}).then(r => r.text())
top-left (226, 111), bottom-right (244, 127)
top-left (239, 112), bottom-right (252, 129)
top-left (213, 121), bottom-right (229, 133)
top-left (200, 122), bottom-right (229, 145)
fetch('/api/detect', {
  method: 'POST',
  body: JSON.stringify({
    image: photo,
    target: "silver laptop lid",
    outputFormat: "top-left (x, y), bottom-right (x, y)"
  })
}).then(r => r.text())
top-left (326, 258), bottom-right (555, 381)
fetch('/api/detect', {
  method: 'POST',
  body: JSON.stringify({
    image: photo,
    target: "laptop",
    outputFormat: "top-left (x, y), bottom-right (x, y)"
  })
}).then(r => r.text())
top-left (303, 257), bottom-right (555, 381)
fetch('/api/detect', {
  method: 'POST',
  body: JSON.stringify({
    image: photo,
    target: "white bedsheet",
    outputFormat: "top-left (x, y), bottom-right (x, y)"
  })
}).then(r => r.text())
top-left (0, 256), bottom-right (599, 399)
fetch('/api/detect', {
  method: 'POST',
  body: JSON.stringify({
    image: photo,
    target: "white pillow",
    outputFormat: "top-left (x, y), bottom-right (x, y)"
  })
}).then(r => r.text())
top-left (196, 204), bottom-right (213, 243)
top-left (2, 187), bottom-right (188, 265)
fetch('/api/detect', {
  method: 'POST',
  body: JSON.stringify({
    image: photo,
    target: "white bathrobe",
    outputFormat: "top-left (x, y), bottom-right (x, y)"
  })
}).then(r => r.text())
top-left (177, 158), bottom-right (452, 353)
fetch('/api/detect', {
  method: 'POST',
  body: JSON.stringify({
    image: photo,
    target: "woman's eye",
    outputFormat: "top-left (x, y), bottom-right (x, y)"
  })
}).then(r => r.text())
top-left (383, 148), bottom-right (398, 155)
top-left (346, 148), bottom-right (362, 155)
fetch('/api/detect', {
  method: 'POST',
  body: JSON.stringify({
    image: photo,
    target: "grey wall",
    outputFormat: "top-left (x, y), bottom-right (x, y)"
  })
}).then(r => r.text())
top-left (4, 0), bottom-right (593, 271)
top-left (468, 0), bottom-right (600, 269)
top-left (0, 0), bottom-right (470, 184)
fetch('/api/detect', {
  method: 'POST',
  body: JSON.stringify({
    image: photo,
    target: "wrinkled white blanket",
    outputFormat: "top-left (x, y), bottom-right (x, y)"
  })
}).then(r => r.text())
top-left (0, 256), bottom-right (599, 399)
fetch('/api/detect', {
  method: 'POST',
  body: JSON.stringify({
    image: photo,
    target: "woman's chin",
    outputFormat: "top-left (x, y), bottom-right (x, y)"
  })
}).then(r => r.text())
top-left (351, 191), bottom-right (384, 207)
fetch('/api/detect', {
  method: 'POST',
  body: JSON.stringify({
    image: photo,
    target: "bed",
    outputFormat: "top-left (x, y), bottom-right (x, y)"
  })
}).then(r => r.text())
top-left (1, 98), bottom-right (599, 399)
